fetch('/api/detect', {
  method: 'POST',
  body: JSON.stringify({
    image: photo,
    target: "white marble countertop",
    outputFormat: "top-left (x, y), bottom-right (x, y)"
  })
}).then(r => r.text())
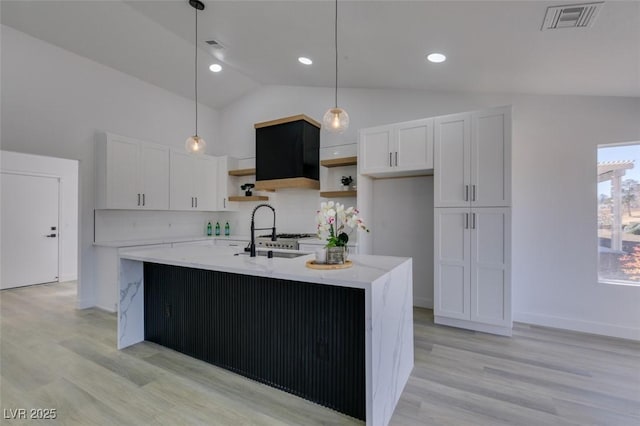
top-left (94, 235), bottom-right (251, 248)
top-left (119, 245), bottom-right (409, 289)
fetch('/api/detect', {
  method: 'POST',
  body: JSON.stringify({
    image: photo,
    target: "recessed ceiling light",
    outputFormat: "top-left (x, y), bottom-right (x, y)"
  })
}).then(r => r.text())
top-left (298, 57), bottom-right (313, 65)
top-left (426, 53), bottom-right (446, 63)
top-left (209, 63), bottom-right (222, 73)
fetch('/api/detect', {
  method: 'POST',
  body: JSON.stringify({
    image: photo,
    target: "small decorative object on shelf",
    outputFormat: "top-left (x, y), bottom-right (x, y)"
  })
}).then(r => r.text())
top-left (341, 175), bottom-right (353, 191)
top-left (316, 200), bottom-right (369, 264)
top-left (241, 183), bottom-right (255, 196)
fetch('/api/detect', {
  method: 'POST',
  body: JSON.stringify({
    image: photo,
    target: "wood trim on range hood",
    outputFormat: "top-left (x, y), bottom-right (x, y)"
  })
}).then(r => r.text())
top-left (254, 177), bottom-right (320, 191)
top-left (254, 114), bottom-right (321, 129)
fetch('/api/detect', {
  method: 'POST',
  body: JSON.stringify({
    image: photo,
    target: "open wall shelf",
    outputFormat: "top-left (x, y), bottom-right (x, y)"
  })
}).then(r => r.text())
top-left (320, 190), bottom-right (357, 198)
top-left (228, 168), bottom-right (256, 177)
top-left (320, 156), bottom-right (357, 168)
top-left (228, 195), bottom-right (269, 202)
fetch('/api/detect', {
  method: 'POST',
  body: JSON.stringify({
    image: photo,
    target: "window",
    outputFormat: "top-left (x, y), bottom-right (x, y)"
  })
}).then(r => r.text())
top-left (598, 142), bottom-right (640, 285)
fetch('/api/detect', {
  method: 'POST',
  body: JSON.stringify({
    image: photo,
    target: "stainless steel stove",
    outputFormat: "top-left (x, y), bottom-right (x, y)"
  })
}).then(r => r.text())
top-left (256, 233), bottom-right (316, 250)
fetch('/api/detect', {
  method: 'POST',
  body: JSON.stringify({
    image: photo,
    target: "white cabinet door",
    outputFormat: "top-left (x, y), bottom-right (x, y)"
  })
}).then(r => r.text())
top-left (139, 142), bottom-right (169, 210)
top-left (107, 135), bottom-right (140, 209)
top-left (216, 156), bottom-right (238, 211)
top-left (434, 113), bottom-right (471, 208)
top-left (194, 156), bottom-right (218, 211)
top-left (472, 107), bottom-right (511, 207)
top-left (434, 208), bottom-right (471, 320)
top-left (470, 208), bottom-right (511, 327)
top-left (170, 151), bottom-right (196, 210)
top-left (359, 125), bottom-right (393, 175)
top-left (396, 118), bottom-right (433, 171)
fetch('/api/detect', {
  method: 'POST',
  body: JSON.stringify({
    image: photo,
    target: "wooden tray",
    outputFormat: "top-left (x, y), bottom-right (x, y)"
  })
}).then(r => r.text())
top-left (305, 260), bottom-right (353, 270)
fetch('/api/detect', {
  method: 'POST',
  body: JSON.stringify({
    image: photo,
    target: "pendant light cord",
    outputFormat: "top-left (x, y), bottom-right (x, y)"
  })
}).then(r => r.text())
top-left (194, 4), bottom-right (198, 136)
top-left (334, 0), bottom-right (338, 109)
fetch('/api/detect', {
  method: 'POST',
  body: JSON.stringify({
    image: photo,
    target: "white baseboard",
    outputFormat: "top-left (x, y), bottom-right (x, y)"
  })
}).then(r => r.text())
top-left (414, 296), bottom-right (433, 309)
top-left (514, 311), bottom-right (640, 341)
top-left (58, 274), bottom-right (77, 283)
top-left (76, 297), bottom-right (94, 310)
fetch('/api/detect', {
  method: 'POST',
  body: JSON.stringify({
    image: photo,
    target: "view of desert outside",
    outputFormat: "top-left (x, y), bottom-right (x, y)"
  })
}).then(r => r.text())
top-left (598, 143), bottom-right (640, 284)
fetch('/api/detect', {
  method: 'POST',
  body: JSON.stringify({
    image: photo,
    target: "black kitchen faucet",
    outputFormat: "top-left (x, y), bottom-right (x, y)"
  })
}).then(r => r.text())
top-left (249, 203), bottom-right (276, 257)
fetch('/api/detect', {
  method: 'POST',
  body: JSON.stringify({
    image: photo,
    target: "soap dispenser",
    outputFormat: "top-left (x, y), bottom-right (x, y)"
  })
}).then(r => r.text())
top-left (215, 222), bottom-right (221, 236)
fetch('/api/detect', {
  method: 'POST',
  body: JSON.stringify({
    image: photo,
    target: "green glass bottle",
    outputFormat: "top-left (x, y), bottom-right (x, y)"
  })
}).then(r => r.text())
top-left (215, 222), bottom-right (221, 236)
top-left (206, 221), bottom-right (212, 236)
top-left (224, 221), bottom-right (230, 236)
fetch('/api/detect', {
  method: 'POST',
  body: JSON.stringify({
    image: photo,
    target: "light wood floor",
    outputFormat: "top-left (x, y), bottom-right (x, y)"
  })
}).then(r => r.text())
top-left (1, 281), bottom-right (639, 425)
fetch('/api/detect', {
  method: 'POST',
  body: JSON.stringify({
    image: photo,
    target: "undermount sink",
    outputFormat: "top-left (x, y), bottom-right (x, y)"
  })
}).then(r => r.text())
top-left (235, 250), bottom-right (309, 259)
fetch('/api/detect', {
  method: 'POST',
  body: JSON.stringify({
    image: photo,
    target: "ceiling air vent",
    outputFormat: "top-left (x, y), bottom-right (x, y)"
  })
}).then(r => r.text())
top-left (541, 2), bottom-right (604, 31)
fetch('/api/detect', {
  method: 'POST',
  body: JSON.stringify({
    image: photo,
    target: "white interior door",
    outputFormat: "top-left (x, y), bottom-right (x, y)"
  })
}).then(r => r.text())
top-left (1, 173), bottom-right (59, 289)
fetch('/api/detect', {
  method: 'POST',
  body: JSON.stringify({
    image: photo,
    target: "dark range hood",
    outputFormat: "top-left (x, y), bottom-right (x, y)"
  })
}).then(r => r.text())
top-left (254, 114), bottom-right (320, 190)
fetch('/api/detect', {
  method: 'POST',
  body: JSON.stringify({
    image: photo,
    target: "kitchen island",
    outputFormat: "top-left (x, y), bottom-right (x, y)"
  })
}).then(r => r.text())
top-left (118, 245), bottom-right (413, 425)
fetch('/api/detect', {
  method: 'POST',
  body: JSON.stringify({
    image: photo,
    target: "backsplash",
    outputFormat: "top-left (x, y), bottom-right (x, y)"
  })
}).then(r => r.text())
top-left (93, 190), bottom-right (357, 242)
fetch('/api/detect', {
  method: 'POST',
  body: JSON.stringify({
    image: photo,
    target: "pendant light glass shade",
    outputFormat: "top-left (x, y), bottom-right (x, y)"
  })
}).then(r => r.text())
top-left (324, 0), bottom-right (348, 134)
top-left (323, 107), bottom-right (349, 133)
top-left (185, 135), bottom-right (206, 153)
top-left (186, 0), bottom-right (206, 155)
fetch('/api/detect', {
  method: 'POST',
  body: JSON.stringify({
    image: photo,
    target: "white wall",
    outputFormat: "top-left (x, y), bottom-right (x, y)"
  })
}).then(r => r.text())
top-left (0, 25), bottom-right (221, 308)
top-left (220, 85), bottom-right (640, 340)
top-left (0, 150), bottom-right (78, 282)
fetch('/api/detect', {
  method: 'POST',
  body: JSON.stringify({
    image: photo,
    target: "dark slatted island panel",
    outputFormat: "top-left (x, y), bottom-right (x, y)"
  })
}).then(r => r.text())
top-left (143, 262), bottom-right (366, 421)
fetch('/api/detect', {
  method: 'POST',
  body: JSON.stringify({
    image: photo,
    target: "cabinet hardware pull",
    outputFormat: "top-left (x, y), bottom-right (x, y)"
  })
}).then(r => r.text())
top-left (137, 193), bottom-right (141, 206)
top-left (191, 197), bottom-right (194, 208)
top-left (195, 197), bottom-right (198, 208)
top-left (472, 213), bottom-right (476, 229)
top-left (223, 198), bottom-right (226, 209)
top-left (465, 185), bottom-right (469, 202)
top-left (142, 193), bottom-right (145, 206)
top-left (389, 152), bottom-right (392, 167)
top-left (465, 213), bottom-right (469, 229)
top-left (472, 185), bottom-right (476, 202)
top-left (395, 151), bottom-right (398, 166)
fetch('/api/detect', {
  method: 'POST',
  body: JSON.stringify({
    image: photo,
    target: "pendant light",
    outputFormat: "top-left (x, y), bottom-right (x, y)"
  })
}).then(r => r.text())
top-left (323, 0), bottom-right (349, 133)
top-left (185, 0), bottom-right (207, 154)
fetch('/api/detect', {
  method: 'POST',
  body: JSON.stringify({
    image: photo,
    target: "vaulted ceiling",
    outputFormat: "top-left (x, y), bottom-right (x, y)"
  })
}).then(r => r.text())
top-left (2, 1), bottom-right (639, 109)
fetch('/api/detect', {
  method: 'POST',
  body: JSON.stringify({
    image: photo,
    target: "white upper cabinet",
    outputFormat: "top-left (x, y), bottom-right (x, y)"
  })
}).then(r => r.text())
top-left (216, 156), bottom-right (238, 211)
top-left (359, 125), bottom-right (393, 175)
top-left (169, 150), bottom-right (218, 211)
top-left (434, 106), bottom-right (511, 207)
top-left (359, 118), bottom-right (433, 177)
top-left (139, 142), bottom-right (170, 210)
top-left (95, 132), bottom-right (169, 210)
top-left (471, 108), bottom-right (511, 207)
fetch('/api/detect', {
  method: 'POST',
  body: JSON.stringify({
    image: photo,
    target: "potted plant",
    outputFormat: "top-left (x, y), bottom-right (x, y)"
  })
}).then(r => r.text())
top-left (316, 201), bottom-right (369, 264)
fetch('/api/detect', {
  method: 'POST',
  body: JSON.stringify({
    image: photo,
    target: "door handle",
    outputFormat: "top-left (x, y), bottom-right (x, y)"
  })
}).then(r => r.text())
top-left (472, 213), bottom-right (476, 229)
top-left (465, 185), bottom-right (469, 202)
top-left (195, 197), bottom-right (198, 208)
top-left (191, 197), bottom-right (194, 208)
top-left (464, 213), bottom-right (469, 229)
top-left (45, 234), bottom-right (57, 238)
top-left (142, 193), bottom-right (145, 206)
top-left (389, 152), bottom-right (392, 167)
top-left (472, 185), bottom-right (476, 202)
top-left (137, 193), bottom-right (141, 206)
top-left (223, 198), bottom-right (227, 209)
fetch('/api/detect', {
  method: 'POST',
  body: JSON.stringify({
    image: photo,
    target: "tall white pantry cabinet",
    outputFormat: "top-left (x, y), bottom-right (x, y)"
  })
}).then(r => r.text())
top-left (434, 106), bottom-right (512, 336)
